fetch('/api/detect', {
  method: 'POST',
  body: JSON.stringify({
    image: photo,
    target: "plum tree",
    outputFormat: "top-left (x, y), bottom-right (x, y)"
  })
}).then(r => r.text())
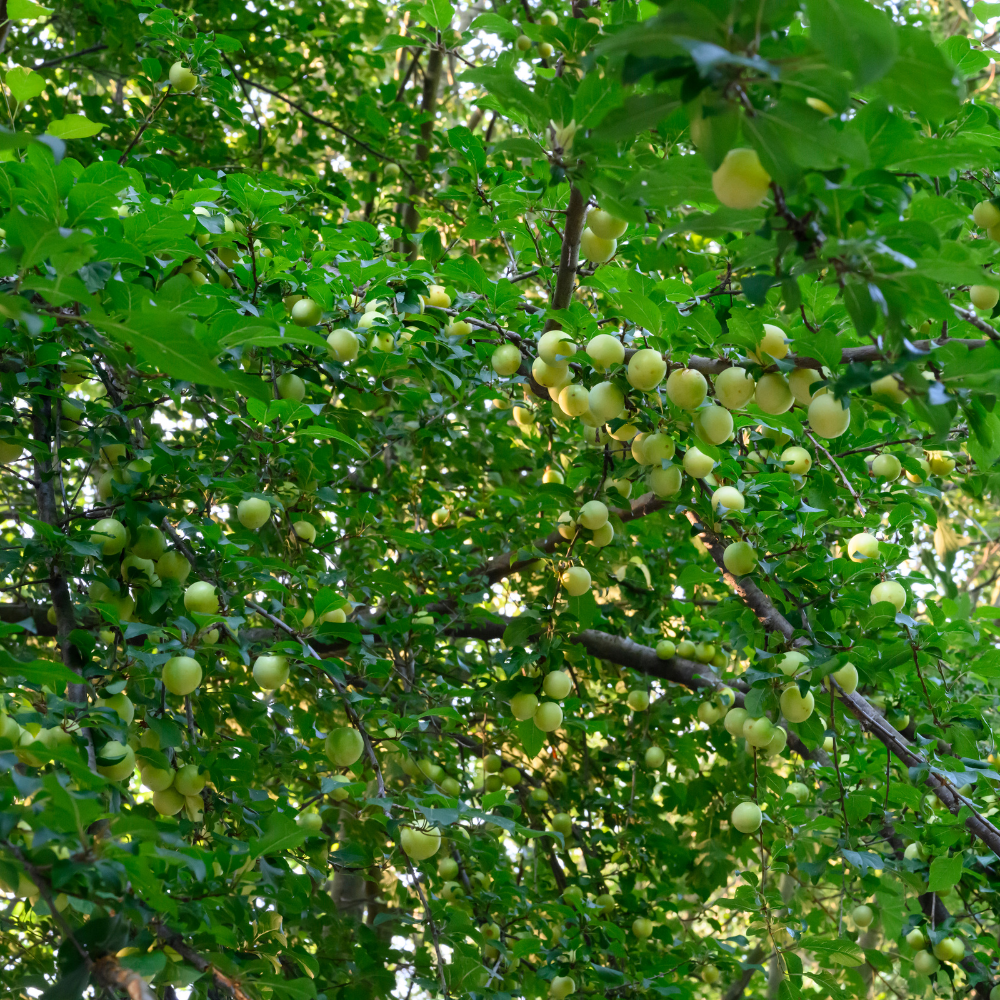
top-left (4, 6), bottom-right (1000, 1000)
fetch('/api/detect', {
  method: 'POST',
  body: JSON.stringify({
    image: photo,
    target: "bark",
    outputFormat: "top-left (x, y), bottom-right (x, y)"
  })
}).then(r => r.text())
top-left (30, 389), bottom-right (88, 710)
top-left (543, 185), bottom-right (587, 329)
top-left (92, 955), bottom-right (157, 1000)
top-left (722, 945), bottom-right (766, 1000)
top-left (398, 44), bottom-right (444, 257)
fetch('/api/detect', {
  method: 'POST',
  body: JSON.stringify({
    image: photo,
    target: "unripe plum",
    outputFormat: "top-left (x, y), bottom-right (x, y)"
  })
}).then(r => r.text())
top-left (533, 701), bottom-right (563, 731)
top-left (587, 208), bottom-right (627, 240)
top-left (627, 349), bottom-right (666, 391)
top-left (973, 201), bottom-right (1000, 228)
top-left (872, 454), bottom-right (901, 480)
top-left (731, 801), bottom-right (763, 833)
top-left (291, 298), bottom-right (322, 327)
top-left (712, 148), bottom-right (771, 209)
top-left (847, 532), bottom-right (879, 561)
top-left (666, 368), bottom-right (707, 409)
top-left (561, 566), bottom-right (592, 596)
top-left (682, 446), bottom-right (715, 478)
top-left (808, 393), bottom-right (851, 438)
top-left (538, 330), bottom-right (577, 365)
top-left (723, 540), bottom-right (756, 576)
top-left (327, 328), bottom-right (359, 362)
top-left (586, 333), bottom-right (625, 368)
top-left (579, 500), bottom-right (608, 530)
top-left (714, 366), bottom-right (755, 409)
top-left (492, 344), bottom-right (522, 376)
top-left (648, 465), bottom-right (682, 497)
top-left (788, 367), bottom-right (823, 405)
top-left (695, 404), bottom-right (733, 445)
top-left (588, 382), bottom-right (624, 423)
top-left (971, 284), bottom-right (999, 310)
top-left (755, 373), bottom-right (793, 414)
top-left (580, 228), bottom-right (616, 263)
top-left (780, 685), bottom-right (815, 723)
top-left (751, 323), bottom-right (789, 362)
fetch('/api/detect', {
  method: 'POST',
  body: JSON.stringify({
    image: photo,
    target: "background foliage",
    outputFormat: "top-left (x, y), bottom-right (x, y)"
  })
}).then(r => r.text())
top-left (3, 1), bottom-right (1000, 999)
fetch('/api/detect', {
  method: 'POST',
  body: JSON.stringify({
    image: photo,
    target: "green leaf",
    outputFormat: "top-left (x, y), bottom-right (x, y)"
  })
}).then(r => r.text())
top-left (250, 811), bottom-right (306, 859)
top-left (804, 0), bottom-right (898, 86)
top-left (88, 310), bottom-right (242, 393)
top-left (874, 27), bottom-right (961, 122)
top-left (46, 114), bottom-right (104, 139)
top-left (6, 67), bottom-right (45, 103)
top-left (8, 0), bottom-right (53, 19)
top-left (469, 13), bottom-right (518, 41)
top-left (502, 616), bottom-right (541, 646)
top-left (513, 718), bottom-right (547, 758)
top-left (420, 0), bottom-right (454, 30)
top-left (614, 291), bottom-right (661, 334)
top-left (927, 853), bottom-right (964, 892)
top-left (119, 951), bottom-right (167, 976)
top-left (299, 425), bottom-right (372, 460)
top-left (0, 649), bottom-right (82, 688)
top-left (861, 601), bottom-right (898, 631)
top-left (261, 978), bottom-right (317, 1000)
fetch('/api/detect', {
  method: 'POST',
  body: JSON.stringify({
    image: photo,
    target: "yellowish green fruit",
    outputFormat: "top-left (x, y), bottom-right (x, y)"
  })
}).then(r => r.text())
top-left (587, 208), bottom-right (627, 240)
top-left (645, 745), bottom-right (665, 768)
top-left (96, 741), bottom-right (136, 782)
top-left (184, 581), bottom-right (218, 614)
top-left (648, 465), bottom-right (682, 497)
top-left (712, 485), bottom-right (744, 514)
top-left (971, 285), bottom-right (999, 311)
top-left (847, 532), bottom-right (879, 562)
top-left (780, 685), bottom-right (815, 723)
top-left (168, 61), bottom-right (198, 92)
top-left (542, 670), bottom-right (573, 699)
top-left (666, 368), bottom-right (707, 410)
top-left (91, 517), bottom-right (126, 555)
top-left (655, 639), bottom-right (676, 660)
top-left (755, 373), bottom-right (793, 414)
top-left (162, 656), bottom-right (202, 696)
top-left (291, 298), bottom-right (322, 326)
top-left (780, 446), bottom-right (811, 475)
top-left (714, 366), bottom-right (755, 409)
top-left (682, 446), bottom-right (715, 478)
top-left (586, 333), bottom-right (625, 368)
top-left (871, 580), bottom-right (906, 610)
top-left (275, 373), bottom-right (305, 401)
top-left (870, 374), bottom-right (907, 405)
top-left (809, 393), bottom-right (851, 438)
top-left (627, 349), bottom-right (666, 391)
top-left (533, 701), bottom-right (563, 732)
top-left (580, 227), bottom-right (616, 263)
top-left (695, 404), bottom-right (733, 445)
top-left (253, 655), bottom-right (290, 690)
top-left (627, 689), bottom-right (650, 711)
top-left (723, 540), bottom-right (756, 576)
top-left (327, 328), bottom-right (359, 362)
top-left (712, 148), bottom-right (771, 209)
top-left (731, 801), bottom-right (762, 833)
top-left (326, 727), bottom-right (364, 766)
top-left (831, 662), bottom-right (858, 695)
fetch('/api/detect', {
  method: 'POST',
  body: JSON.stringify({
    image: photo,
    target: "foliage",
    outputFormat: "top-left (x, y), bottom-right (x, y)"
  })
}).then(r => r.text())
top-left (1, 1), bottom-right (1000, 1000)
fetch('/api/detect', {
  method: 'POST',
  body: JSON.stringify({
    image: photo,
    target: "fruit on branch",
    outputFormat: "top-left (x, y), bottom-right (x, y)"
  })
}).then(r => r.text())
top-left (905, 928), bottom-right (927, 950)
top-left (579, 501), bottom-right (609, 531)
top-left (426, 285), bottom-right (451, 308)
top-left (291, 298), bottom-right (322, 326)
top-left (543, 670), bottom-right (573, 699)
top-left (516, 34), bottom-right (532, 51)
top-left (538, 331), bottom-right (577, 365)
top-left (589, 521), bottom-right (614, 546)
top-left (97, 692), bottom-right (134, 724)
top-left (276, 373), bottom-right (306, 401)
top-left (371, 331), bottom-right (395, 352)
top-left (751, 324), bottom-right (789, 363)
top-left (586, 207), bottom-right (628, 240)
top-left (432, 506), bottom-right (451, 525)
top-left (731, 801), bottom-right (763, 833)
top-left (808, 393), bottom-right (851, 438)
top-left (682, 446), bottom-right (715, 478)
top-left (912, 951), bottom-right (940, 975)
top-left (698, 702), bottom-right (721, 724)
top-left (580, 228), bottom-right (616, 263)
top-left (140, 765), bottom-right (175, 792)
top-left (871, 580), bottom-right (906, 610)
top-left (872, 453), bottom-right (901, 481)
top-left (906, 457), bottom-right (931, 484)
top-left (550, 975), bottom-right (576, 999)
top-left (502, 766), bottom-right (521, 787)
top-left (556, 512), bottom-right (577, 539)
top-left (780, 446), bottom-right (811, 475)
top-left (787, 781), bottom-right (810, 803)
top-left (253, 655), bottom-right (290, 690)
top-left (357, 312), bottom-right (384, 329)
top-left (694, 404), bottom-right (733, 445)
top-left (588, 382), bottom-right (625, 423)
top-left (702, 965), bottom-right (720, 985)
top-left (755, 373), bottom-right (793, 414)
top-left (446, 321), bottom-right (473, 336)
top-left (780, 685), bottom-right (815, 723)
top-left (666, 368), bottom-right (707, 410)
top-left (714, 366), bottom-right (755, 409)
top-left (401, 825), bottom-right (442, 860)
top-left (831, 662), bottom-right (858, 694)
top-left (656, 640), bottom-right (676, 660)
top-left (184, 581), bottom-right (218, 614)
top-left (723, 540), bottom-right (757, 575)
top-left (91, 517), bottom-right (126, 555)
top-left (649, 465), bottom-right (682, 496)
top-left (162, 656), bottom-right (202, 696)
top-left (711, 148), bottom-right (771, 209)
top-left (492, 344), bottom-right (522, 376)
top-left (851, 904), bottom-right (874, 928)
top-left (326, 727), bottom-right (364, 766)
top-left (513, 405), bottom-right (535, 427)
top-left (586, 333), bottom-right (625, 368)
top-left (870, 374), bottom-right (907, 405)
top-left (744, 716), bottom-right (775, 747)
top-left (627, 690), bottom-right (650, 711)
top-left (327, 328), bottom-right (359, 362)
top-left (847, 532), bottom-right (879, 561)
top-left (169, 61), bottom-right (199, 92)
top-left (96, 741), bottom-right (136, 782)
top-left (0, 433), bottom-right (22, 463)
top-left (558, 384), bottom-right (590, 416)
top-left (532, 357), bottom-right (569, 388)
top-left (174, 764), bottom-right (206, 797)
top-left (762, 726), bottom-right (787, 756)
top-left (627, 349), bottom-right (667, 391)
top-left (973, 201), bottom-right (1000, 228)
top-left (632, 917), bottom-right (654, 939)
top-left (970, 285), bottom-right (999, 310)
top-left (539, 9), bottom-right (559, 24)
top-left (130, 525), bottom-right (165, 561)
top-left (933, 937), bottom-right (965, 962)
top-left (533, 701), bottom-right (563, 731)
top-left (645, 746), bottom-right (665, 768)
top-left (238, 497), bottom-right (271, 530)
top-left (292, 521), bottom-right (316, 544)
top-left (788, 367), bottom-right (823, 405)
top-left (711, 485), bottom-right (745, 514)
top-left (724, 707), bottom-right (749, 735)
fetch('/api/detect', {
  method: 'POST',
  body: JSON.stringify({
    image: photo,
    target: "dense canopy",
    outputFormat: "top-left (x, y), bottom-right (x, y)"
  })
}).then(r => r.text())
top-left (3, 1), bottom-right (1000, 1000)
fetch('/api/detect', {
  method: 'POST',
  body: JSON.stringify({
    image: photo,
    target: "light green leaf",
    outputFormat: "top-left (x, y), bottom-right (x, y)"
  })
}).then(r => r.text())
top-left (420, 0), bottom-right (454, 30)
top-left (250, 811), bottom-right (306, 859)
top-left (6, 68), bottom-right (45, 104)
top-left (7, 0), bottom-right (53, 19)
top-left (46, 114), bottom-right (104, 139)
top-left (927, 853), bottom-right (964, 892)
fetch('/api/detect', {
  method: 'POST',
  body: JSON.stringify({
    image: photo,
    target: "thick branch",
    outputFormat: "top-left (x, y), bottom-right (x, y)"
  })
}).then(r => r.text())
top-left (92, 955), bottom-right (157, 1000)
top-left (154, 927), bottom-right (253, 1000)
top-left (544, 185), bottom-right (587, 330)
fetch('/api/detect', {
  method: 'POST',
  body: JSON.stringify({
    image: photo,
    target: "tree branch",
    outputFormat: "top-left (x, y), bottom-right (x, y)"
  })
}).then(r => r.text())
top-left (544, 185), bottom-right (587, 330)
